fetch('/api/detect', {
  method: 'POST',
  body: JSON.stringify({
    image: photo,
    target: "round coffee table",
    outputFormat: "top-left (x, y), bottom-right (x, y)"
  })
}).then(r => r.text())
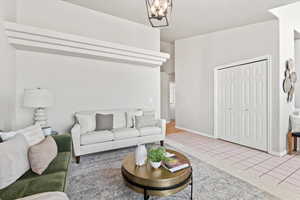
top-left (121, 149), bottom-right (193, 200)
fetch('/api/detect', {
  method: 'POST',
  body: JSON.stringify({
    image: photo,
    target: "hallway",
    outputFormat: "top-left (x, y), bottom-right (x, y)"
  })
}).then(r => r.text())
top-left (166, 120), bottom-right (182, 135)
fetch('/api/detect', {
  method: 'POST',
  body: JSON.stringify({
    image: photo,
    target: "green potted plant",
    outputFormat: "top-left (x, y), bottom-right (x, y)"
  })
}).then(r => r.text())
top-left (148, 147), bottom-right (168, 169)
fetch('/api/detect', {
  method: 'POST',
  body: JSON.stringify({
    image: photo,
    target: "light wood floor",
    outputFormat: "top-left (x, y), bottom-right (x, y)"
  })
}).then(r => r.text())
top-left (166, 120), bottom-right (183, 135)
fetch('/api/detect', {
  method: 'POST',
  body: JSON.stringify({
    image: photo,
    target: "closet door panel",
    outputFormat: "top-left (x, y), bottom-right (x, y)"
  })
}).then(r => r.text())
top-left (217, 69), bottom-right (226, 140)
top-left (217, 60), bottom-right (268, 151)
top-left (239, 61), bottom-right (268, 151)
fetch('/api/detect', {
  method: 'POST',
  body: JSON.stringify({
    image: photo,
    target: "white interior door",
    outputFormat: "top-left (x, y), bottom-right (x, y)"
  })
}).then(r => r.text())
top-left (217, 60), bottom-right (268, 151)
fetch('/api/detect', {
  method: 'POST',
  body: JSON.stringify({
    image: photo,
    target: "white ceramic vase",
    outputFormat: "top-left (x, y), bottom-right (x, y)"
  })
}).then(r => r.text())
top-left (150, 161), bottom-right (162, 169)
top-left (135, 144), bottom-right (147, 166)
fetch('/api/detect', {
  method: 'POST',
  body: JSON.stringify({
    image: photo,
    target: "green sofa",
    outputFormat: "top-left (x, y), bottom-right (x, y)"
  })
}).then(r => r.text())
top-left (0, 134), bottom-right (72, 200)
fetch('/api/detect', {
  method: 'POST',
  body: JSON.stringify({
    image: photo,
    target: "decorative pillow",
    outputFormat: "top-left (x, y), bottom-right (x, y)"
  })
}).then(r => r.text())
top-left (0, 131), bottom-right (17, 141)
top-left (112, 112), bottom-right (126, 129)
top-left (143, 110), bottom-right (156, 117)
top-left (126, 110), bottom-right (143, 128)
top-left (16, 124), bottom-right (45, 146)
top-left (135, 115), bottom-right (158, 129)
top-left (28, 136), bottom-right (58, 175)
top-left (0, 134), bottom-right (30, 189)
top-left (75, 113), bottom-right (96, 134)
top-left (1, 124), bottom-right (45, 146)
top-left (95, 114), bottom-right (113, 131)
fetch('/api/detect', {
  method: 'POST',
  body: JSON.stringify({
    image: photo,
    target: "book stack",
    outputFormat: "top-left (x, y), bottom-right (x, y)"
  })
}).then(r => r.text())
top-left (163, 153), bottom-right (190, 173)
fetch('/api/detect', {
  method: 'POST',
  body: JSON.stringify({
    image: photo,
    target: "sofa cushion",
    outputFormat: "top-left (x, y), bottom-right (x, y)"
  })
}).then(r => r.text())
top-left (80, 131), bottom-right (114, 145)
top-left (28, 136), bottom-right (58, 175)
top-left (75, 113), bottom-right (96, 134)
top-left (95, 113), bottom-right (113, 131)
top-left (17, 192), bottom-right (69, 200)
top-left (21, 152), bottom-right (70, 180)
top-left (0, 172), bottom-right (67, 200)
top-left (0, 134), bottom-right (30, 189)
top-left (139, 127), bottom-right (162, 136)
top-left (52, 134), bottom-right (72, 153)
top-left (113, 128), bottom-right (140, 140)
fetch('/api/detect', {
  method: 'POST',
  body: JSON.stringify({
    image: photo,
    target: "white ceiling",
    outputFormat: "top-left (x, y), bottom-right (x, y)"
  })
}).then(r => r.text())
top-left (65, 0), bottom-right (300, 42)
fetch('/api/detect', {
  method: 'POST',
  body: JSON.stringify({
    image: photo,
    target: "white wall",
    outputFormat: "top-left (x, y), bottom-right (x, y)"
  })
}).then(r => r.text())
top-left (0, 0), bottom-right (16, 131)
top-left (296, 40), bottom-right (300, 107)
top-left (160, 42), bottom-right (175, 73)
top-left (15, 51), bottom-right (160, 132)
top-left (160, 72), bottom-right (170, 121)
top-left (270, 2), bottom-right (300, 154)
top-left (160, 42), bottom-right (175, 121)
top-left (16, 0), bottom-right (159, 51)
top-left (175, 20), bottom-right (280, 152)
top-left (0, 0), bottom-right (162, 132)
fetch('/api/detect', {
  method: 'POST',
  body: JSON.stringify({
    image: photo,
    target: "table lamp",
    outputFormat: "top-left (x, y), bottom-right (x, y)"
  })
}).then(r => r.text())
top-left (23, 88), bottom-right (54, 128)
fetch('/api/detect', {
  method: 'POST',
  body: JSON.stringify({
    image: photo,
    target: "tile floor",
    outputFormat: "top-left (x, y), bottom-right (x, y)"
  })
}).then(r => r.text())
top-left (167, 131), bottom-right (300, 192)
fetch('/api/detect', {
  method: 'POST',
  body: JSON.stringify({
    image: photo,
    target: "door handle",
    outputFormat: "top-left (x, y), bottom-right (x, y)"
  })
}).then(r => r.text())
top-left (244, 109), bottom-right (249, 111)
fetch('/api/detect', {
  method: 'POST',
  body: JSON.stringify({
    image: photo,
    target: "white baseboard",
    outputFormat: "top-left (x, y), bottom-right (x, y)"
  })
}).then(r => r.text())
top-left (269, 150), bottom-right (287, 157)
top-left (175, 126), bottom-right (215, 138)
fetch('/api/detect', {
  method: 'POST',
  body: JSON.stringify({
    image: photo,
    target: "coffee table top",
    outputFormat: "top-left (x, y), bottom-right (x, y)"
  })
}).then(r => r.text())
top-left (121, 149), bottom-right (192, 188)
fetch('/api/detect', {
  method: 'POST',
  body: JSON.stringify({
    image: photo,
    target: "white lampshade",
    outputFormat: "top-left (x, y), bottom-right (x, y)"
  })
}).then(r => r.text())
top-left (24, 88), bottom-right (54, 108)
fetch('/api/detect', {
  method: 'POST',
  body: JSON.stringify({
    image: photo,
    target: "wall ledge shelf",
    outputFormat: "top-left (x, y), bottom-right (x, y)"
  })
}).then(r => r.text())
top-left (4, 21), bottom-right (169, 67)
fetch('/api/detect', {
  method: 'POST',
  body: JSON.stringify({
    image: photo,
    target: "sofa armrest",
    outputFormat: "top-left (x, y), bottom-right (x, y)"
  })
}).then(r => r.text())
top-left (53, 134), bottom-right (72, 153)
top-left (70, 123), bottom-right (81, 156)
top-left (158, 119), bottom-right (166, 137)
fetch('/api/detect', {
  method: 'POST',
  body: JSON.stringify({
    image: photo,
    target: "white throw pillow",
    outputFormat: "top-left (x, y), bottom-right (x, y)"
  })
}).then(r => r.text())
top-left (0, 134), bottom-right (30, 189)
top-left (1, 124), bottom-right (45, 146)
top-left (15, 124), bottom-right (45, 146)
top-left (75, 113), bottom-right (96, 134)
top-left (143, 110), bottom-right (156, 117)
top-left (125, 110), bottom-right (143, 128)
top-left (135, 115), bottom-right (158, 129)
top-left (113, 112), bottom-right (126, 129)
top-left (0, 131), bottom-right (17, 141)
top-left (126, 111), bottom-right (135, 128)
top-left (132, 110), bottom-right (143, 128)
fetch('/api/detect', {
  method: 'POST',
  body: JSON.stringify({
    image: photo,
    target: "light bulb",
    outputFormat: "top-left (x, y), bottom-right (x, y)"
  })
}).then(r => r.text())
top-left (163, 1), bottom-right (168, 10)
top-left (150, 6), bottom-right (156, 15)
top-left (158, 8), bottom-right (164, 17)
top-left (154, 0), bottom-right (160, 8)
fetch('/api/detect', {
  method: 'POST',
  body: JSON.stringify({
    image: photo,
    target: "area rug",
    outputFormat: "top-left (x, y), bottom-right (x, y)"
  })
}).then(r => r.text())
top-left (67, 145), bottom-right (280, 200)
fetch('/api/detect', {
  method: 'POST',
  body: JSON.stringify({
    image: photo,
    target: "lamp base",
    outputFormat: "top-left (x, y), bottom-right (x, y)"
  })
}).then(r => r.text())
top-left (34, 108), bottom-right (48, 128)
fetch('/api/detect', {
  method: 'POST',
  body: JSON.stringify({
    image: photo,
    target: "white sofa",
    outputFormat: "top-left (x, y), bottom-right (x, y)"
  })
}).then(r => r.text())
top-left (70, 109), bottom-right (166, 163)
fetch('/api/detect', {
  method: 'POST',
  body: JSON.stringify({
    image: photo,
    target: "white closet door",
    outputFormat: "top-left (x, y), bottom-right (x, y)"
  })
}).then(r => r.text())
top-left (217, 67), bottom-right (235, 142)
top-left (217, 60), bottom-right (268, 151)
top-left (240, 61), bottom-right (268, 151)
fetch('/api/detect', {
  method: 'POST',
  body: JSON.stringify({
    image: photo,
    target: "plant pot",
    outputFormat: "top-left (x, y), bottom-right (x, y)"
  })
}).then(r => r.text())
top-left (150, 161), bottom-right (162, 169)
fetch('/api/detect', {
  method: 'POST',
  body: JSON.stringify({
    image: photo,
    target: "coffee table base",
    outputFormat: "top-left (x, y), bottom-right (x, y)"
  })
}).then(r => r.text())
top-left (122, 168), bottom-right (193, 200)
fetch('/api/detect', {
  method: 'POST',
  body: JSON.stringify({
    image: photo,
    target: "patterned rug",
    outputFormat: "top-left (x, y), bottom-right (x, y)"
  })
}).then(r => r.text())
top-left (67, 145), bottom-right (279, 200)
